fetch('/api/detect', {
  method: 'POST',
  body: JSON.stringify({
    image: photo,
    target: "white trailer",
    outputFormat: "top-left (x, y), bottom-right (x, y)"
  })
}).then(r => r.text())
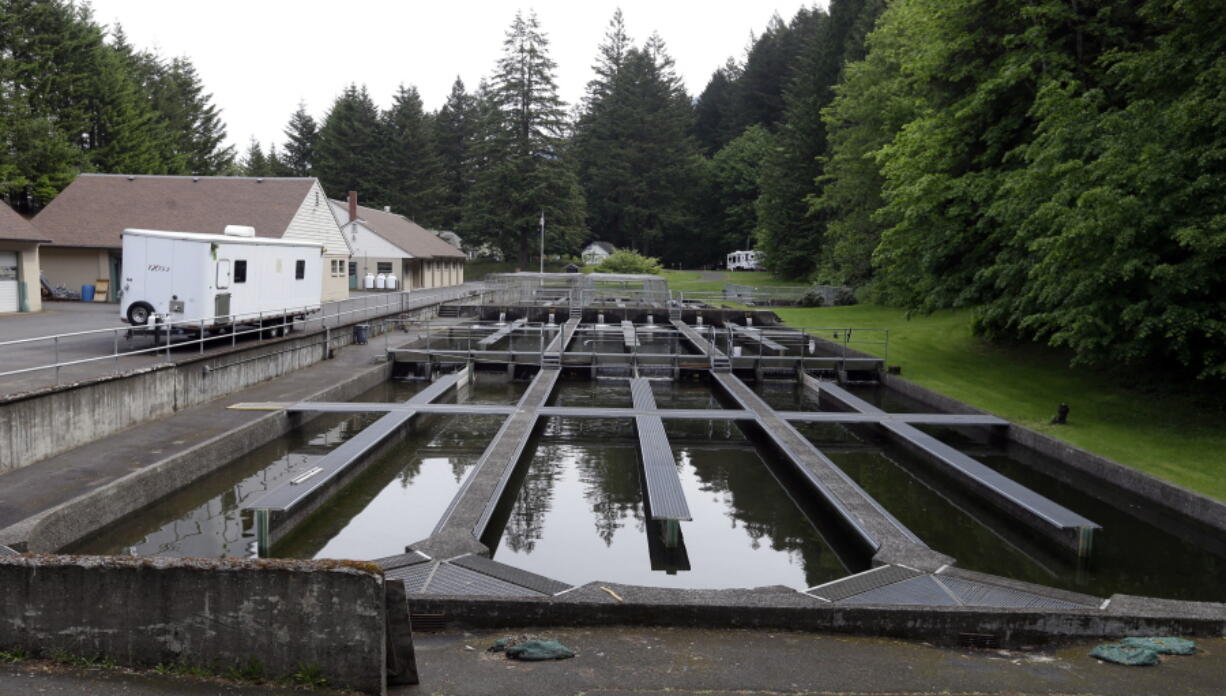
top-left (119, 227), bottom-right (323, 337)
top-left (726, 250), bottom-right (762, 271)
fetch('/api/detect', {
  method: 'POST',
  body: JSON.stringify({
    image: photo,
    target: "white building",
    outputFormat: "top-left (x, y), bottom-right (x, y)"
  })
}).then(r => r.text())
top-left (330, 194), bottom-right (465, 291)
top-left (581, 241), bottom-right (616, 265)
top-left (34, 174), bottom-right (353, 302)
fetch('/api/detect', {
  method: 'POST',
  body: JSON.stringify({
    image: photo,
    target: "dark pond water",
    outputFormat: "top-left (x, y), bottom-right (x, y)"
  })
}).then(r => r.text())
top-left (70, 377), bottom-right (525, 560)
top-left (765, 381), bottom-right (1226, 602)
top-left (73, 372), bottom-right (1226, 601)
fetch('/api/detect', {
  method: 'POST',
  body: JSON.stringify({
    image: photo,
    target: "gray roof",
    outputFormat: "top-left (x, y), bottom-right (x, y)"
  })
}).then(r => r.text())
top-left (34, 174), bottom-right (321, 249)
top-left (0, 203), bottom-right (48, 243)
top-left (331, 200), bottom-right (464, 259)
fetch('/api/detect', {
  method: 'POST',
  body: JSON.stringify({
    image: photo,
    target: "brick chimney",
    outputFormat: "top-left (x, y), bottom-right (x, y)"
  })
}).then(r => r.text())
top-left (347, 191), bottom-right (358, 222)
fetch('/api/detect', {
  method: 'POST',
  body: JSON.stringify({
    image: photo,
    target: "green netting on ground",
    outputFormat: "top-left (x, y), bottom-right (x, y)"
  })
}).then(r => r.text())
top-left (504, 640), bottom-right (576, 661)
top-left (1120, 637), bottom-right (1197, 655)
top-left (1090, 644), bottom-right (1159, 666)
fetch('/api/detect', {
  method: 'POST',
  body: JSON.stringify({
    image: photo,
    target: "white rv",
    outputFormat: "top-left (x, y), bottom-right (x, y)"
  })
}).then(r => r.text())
top-left (727, 250), bottom-right (762, 271)
top-left (119, 227), bottom-right (323, 334)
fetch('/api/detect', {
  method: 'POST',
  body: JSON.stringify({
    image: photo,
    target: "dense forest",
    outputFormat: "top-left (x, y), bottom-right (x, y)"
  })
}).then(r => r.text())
top-left (2, 0), bottom-right (1223, 380)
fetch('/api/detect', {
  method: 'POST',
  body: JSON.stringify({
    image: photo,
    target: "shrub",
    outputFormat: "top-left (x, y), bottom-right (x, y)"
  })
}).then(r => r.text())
top-left (593, 250), bottom-right (663, 275)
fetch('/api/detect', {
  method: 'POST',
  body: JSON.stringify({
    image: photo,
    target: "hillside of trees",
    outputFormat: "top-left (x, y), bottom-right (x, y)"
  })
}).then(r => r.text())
top-left (3, 0), bottom-right (1222, 380)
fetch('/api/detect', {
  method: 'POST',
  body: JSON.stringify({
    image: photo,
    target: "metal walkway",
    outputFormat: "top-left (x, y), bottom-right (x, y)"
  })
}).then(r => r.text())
top-left (727, 323), bottom-right (787, 354)
top-left (427, 366), bottom-right (561, 555)
top-left (630, 378), bottom-right (691, 521)
top-left (621, 321), bottom-right (639, 350)
top-left (809, 378), bottom-right (1098, 556)
top-left (542, 317), bottom-right (580, 369)
top-left (671, 320), bottom-right (730, 372)
top-left (476, 318), bottom-right (525, 348)
top-left (241, 368), bottom-right (470, 554)
top-left (711, 371), bottom-right (930, 565)
top-left (263, 400), bottom-right (1007, 426)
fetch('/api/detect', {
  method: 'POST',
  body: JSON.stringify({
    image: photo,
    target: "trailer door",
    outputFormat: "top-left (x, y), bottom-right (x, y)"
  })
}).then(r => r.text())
top-left (215, 259), bottom-right (232, 320)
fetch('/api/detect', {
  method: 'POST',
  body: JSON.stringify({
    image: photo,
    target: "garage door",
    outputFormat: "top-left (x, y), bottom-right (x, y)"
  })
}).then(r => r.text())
top-left (0, 251), bottom-right (18, 313)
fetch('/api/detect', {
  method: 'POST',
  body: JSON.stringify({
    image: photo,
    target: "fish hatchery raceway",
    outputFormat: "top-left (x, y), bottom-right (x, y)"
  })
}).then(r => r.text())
top-left (0, 277), bottom-right (1224, 695)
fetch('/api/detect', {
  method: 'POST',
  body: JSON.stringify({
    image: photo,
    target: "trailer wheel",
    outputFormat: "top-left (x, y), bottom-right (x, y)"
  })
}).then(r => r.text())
top-left (127, 302), bottom-right (154, 326)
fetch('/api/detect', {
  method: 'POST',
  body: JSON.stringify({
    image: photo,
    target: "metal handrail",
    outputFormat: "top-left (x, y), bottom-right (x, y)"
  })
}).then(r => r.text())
top-left (0, 284), bottom-right (486, 385)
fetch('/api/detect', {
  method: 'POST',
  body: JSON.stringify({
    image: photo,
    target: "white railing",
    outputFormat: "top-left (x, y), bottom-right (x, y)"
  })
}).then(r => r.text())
top-left (0, 285), bottom-right (485, 390)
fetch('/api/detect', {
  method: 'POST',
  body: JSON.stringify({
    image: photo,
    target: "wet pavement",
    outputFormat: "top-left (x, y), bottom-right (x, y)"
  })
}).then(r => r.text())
top-left (2, 627), bottom-right (1223, 695)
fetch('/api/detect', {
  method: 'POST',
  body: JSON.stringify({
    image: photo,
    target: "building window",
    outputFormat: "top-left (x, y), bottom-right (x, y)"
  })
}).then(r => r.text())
top-left (377, 261), bottom-right (392, 274)
top-left (233, 260), bottom-right (247, 283)
top-left (295, 260), bottom-right (305, 280)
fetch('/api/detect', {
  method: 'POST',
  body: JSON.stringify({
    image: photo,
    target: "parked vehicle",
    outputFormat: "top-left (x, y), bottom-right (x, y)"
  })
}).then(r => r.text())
top-left (119, 227), bottom-right (322, 338)
top-left (726, 250), bottom-right (762, 271)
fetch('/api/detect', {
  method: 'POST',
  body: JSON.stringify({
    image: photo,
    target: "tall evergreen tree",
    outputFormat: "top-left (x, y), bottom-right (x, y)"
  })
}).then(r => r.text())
top-left (314, 84), bottom-right (387, 204)
top-left (281, 101), bottom-right (318, 177)
top-left (432, 77), bottom-right (476, 229)
top-left (462, 11), bottom-right (586, 265)
top-left (574, 15), bottom-right (701, 260)
top-left (241, 138), bottom-right (269, 177)
top-left (382, 84), bottom-right (444, 224)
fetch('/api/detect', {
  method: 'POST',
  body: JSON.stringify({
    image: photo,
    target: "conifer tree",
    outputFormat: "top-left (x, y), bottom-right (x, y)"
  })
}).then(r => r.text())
top-left (314, 84), bottom-right (387, 204)
top-left (432, 77), bottom-right (476, 230)
top-left (462, 11), bottom-right (585, 265)
top-left (281, 102), bottom-right (318, 177)
top-left (382, 84), bottom-right (444, 224)
top-left (242, 138), bottom-right (269, 176)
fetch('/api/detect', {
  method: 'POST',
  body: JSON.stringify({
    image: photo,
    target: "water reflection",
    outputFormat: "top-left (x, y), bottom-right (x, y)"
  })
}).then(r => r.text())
top-left (487, 431), bottom-right (847, 589)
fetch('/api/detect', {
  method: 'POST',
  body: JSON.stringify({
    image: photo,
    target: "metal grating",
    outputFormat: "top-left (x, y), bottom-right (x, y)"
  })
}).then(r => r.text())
top-left (939, 575), bottom-right (1093, 610)
top-left (450, 554), bottom-right (572, 595)
top-left (808, 565), bottom-right (922, 601)
top-left (387, 562), bottom-right (436, 593)
top-left (818, 381), bottom-right (1099, 539)
top-left (630, 379), bottom-right (692, 521)
top-left (476, 318), bottom-right (525, 348)
top-left (837, 575), bottom-right (961, 607)
top-left (423, 562), bottom-right (547, 597)
top-left (244, 370), bottom-right (466, 512)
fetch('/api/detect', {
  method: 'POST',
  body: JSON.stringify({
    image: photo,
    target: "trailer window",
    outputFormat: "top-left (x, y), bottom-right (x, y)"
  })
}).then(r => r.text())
top-left (233, 260), bottom-right (247, 283)
top-left (295, 259), bottom-right (305, 280)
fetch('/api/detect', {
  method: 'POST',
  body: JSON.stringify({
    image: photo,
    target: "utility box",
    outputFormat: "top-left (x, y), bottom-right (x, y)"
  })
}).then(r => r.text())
top-left (119, 228), bottom-right (323, 332)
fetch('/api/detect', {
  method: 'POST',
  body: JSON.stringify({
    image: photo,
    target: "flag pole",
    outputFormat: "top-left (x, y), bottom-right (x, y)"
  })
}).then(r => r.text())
top-left (539, 209), bottom-right (545, 275)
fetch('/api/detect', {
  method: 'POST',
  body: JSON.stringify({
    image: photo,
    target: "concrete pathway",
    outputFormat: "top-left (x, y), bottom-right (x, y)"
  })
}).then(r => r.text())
top-left (0, 326), bottom-right (428, 534)
top-left (2, 627), bottom-right (1222, 695)
top-left (0, 285), bottom-right (482, 396)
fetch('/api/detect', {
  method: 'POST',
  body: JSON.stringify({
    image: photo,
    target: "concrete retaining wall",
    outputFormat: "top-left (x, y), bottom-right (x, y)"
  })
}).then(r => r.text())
top-left (0, 301), bottom-right (452, 474)
top-left (410, 589), bottom-right (1226, 648)
top-left (4, 361), bottom-right (391, 553)
top-left (0, 555), bottom-right (387, 694)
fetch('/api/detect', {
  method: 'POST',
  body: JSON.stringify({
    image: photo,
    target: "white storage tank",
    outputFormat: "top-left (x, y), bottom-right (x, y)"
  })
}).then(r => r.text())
top-left (386, 274), bottom-right (398, 290)
top-left (375, 273), bottom-right (386, 290)
top-left (364, 272), bottom-right (375, 289)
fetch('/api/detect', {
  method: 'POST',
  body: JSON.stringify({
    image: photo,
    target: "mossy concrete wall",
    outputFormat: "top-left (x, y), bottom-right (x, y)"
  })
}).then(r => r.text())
top-left (0, 555), bottom-right (387, 694)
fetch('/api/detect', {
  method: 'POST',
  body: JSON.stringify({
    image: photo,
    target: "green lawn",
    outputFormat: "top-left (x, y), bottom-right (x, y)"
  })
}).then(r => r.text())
top-left (660, 269), bottom-right (807, 293)
top-left (773, 304), bottom-right (1226, 503)
top-left (655, 269), bottom-right (1222, 502)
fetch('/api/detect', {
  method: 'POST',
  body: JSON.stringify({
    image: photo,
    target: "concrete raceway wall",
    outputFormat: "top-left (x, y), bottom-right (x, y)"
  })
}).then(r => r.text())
top-left (0, 300), bottom-right (454, 474)
top-left (0, 555), bottom-right (392, 694)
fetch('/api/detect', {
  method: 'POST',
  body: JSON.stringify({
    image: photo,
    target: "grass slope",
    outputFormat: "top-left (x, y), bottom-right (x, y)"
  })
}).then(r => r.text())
top-left (772, 304), bottom-right (1225, 502)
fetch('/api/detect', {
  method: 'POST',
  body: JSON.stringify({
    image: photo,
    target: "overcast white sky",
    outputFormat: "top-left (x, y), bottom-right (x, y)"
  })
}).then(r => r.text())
top-left (87, 0), bottom-right (820, 153)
